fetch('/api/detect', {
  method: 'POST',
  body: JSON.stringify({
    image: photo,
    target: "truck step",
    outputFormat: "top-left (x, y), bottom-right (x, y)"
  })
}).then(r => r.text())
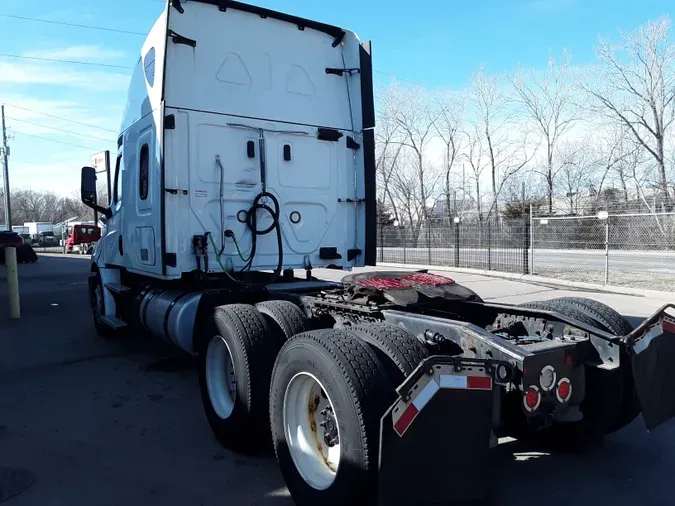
top-left (105, 283), bottom-right (130, 295)
top-left (99, 315), bottom-right (128, 329)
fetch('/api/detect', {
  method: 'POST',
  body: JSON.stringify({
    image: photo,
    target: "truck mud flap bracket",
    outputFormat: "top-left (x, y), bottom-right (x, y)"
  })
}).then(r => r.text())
top-left (377, 356), bottom-right (512, 506)
top-left (628, 304), bottom-right (675, 431)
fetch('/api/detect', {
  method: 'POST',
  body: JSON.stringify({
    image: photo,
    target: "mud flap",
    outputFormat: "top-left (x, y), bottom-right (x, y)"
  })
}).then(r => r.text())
top-left (628, 305), bottom-right (675, 431)
top-left (377, 356), bottom-right (512, 506)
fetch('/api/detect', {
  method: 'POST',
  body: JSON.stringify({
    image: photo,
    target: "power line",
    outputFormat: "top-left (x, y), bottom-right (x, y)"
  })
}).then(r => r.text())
top-left (4, 104), bottom-right (119, 133)
top-left (12, 131), bottom-right (104, 151)
top-left (6, 117), bottom-right (115, 142)
top-left (0, 13), bottom-right (147, 36)
top-left (0, 53), bottom-right (134, 70)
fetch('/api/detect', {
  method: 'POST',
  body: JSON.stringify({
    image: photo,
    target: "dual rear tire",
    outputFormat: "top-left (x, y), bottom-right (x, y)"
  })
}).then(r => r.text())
top-left (516, 297), bottom-right (638, 447)
top-left (197, 302), bottom-right (428, 505)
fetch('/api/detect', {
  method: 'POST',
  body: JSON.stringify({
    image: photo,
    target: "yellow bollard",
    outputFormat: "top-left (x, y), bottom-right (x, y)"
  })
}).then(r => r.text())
top-left (5, 246), bottom-right (20, 319)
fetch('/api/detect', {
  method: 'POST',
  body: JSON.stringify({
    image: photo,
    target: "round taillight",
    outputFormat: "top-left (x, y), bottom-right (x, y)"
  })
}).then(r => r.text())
top-left (556, 378), bottom-right (572, 403)
top-left (539, 365), bottom-right (556, 391)
top-left (523, 386), bottom-right (541, 412)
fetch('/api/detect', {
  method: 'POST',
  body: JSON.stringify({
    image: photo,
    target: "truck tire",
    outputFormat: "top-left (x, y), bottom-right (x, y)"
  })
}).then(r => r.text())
top-left (255, 300), bottom-right (309, 343)
top-left (549, 297), bottom-right (633, 335)
top-left (346, 322), bottom-right (430, 388)
top-left (198, 304), bottom-right (280, 454)
top-left (520, 299), bottom-right (605, 329)
top-left (545, 297), bottom-right (639, 434)
top-left (518, 299), bottom-right (623, 447)
top-left (88, 270), bottom-right (117, 339)
top-left (270, 329), bottom-right (392, 506)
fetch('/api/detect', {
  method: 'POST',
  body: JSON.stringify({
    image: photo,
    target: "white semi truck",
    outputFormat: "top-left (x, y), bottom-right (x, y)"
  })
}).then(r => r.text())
top-left (79, 1), bottom-right (675, 505)
top-left (24, 222), bottom-right (57, 247)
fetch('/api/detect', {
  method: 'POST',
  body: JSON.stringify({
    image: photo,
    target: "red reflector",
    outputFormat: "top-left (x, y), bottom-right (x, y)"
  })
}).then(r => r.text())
top-left (565, 354), bottom-right (574, 366)
top-left (393, 404), bottom-right (419, 436)
top-left (557, 380), bottom-right (571, 402)
top-left (467, 376), bottom-right (492, 390)
top-left (525, 389), bottom-right (539, 409)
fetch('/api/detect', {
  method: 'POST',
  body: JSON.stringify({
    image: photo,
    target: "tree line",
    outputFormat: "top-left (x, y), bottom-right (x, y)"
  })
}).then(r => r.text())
top-left (376, 15), bottom-right (675, 232)
top-left (0, 187), bottom-right (97, 227)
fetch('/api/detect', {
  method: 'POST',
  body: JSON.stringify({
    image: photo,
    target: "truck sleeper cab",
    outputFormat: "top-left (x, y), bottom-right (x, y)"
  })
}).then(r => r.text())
top-left (84, 0), bottom-right (375, 284)
top-left (79, 2), bottom-right (675, 506)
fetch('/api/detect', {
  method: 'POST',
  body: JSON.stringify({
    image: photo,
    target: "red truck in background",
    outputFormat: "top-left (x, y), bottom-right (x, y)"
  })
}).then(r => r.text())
top-left (65, 224), bottom-right (101, 255)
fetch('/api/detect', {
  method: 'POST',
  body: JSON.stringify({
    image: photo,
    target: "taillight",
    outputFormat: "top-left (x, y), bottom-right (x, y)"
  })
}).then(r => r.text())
top-left (539, 365), bottom-right (556, 391)
top-left (556, 378), bottom-right (572, 403)
top-left (523, 386), bottom-right (541, 412)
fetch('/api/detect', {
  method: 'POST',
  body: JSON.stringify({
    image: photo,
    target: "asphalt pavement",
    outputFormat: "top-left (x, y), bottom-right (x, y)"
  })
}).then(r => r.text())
top-left (1, 255), bottom-right (674, 506)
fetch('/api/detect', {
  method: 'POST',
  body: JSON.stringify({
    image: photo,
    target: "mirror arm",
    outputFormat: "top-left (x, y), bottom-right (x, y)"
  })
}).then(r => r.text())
top-left (84, 201), bottom-right (112, 219)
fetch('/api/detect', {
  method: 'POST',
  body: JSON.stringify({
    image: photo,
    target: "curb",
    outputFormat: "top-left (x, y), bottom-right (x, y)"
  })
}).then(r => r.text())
top-left (378, 262), bottom-right (674, 300)
top-left (38, 252), bottom-right (91, 260)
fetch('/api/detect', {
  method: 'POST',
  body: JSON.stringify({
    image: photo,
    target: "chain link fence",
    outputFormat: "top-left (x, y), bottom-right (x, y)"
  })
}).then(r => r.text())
top-left (378, 217), bottom-right (531, 274)
top-left (378, 211), bottom-right (675, 293)
top-left (532, 212), bottom-right (675, 291)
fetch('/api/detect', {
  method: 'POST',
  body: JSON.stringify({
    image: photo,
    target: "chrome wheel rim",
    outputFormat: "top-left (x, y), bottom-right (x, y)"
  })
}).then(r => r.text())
top-left (283, 372), bottom-right (340, 490)
top-left (205, 336), bottom-right (237, 419)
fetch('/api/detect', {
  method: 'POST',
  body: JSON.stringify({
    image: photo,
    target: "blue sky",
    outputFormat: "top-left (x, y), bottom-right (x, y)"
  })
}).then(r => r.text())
top-left (0, 0), bottom-right (672, 195)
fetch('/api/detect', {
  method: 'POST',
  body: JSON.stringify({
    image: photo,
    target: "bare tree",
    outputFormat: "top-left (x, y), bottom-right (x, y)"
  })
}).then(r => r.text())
top-left (433, 92), bottom-right (465, 220)
top-left (463, 122), bottom-right (488, 219)
top-left (592, 125), bottom-right (643, 202)
top-left (468, 68), bottom-right (510, 218)
top-left (392, 86), bottom-right (440, 222)
top-left (466, 68), bottom-right (536, 218)
top-left (556, 142), bottom-right (596, 214)
top-left (510, 50), bottom-right (581, 213)
top-left (584, 15), bottom-right (675, 209)
top-left (375, 85), bottom-right (405, 223)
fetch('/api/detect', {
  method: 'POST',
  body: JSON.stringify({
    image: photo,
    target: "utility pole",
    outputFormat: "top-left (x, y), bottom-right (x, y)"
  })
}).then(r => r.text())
top-left (1, 105), bottom-right (12, 230)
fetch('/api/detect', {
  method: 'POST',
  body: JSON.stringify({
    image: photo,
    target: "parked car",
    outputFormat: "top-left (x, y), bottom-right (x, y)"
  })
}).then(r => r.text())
top-left (0, 231), bottom-right (38, 264)
top-left (0, 231), bottom-right (24, 247)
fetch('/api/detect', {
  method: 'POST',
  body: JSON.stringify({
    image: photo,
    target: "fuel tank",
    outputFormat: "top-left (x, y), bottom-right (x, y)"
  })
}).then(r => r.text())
top-left (139, 289), bottom-right (203, 354)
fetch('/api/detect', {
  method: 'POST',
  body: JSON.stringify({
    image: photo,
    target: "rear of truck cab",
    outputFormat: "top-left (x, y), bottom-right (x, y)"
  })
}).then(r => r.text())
top-left (107, 0), bottom-right (376, 281)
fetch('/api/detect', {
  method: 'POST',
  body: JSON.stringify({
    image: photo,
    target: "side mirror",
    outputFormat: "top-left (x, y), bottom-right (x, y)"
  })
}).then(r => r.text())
top-left (81, 166), bottom-right (112, 218)
top-left (81, 166), bottom-right (97, 204)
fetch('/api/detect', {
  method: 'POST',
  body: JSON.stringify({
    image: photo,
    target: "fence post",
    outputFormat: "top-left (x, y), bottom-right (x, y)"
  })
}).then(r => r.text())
top-left (523, 214), bottom-right (530, 275)
top-left (5, 246), bottom-right (20, 319)
top-left (487, 220), bottom-right (492, 270)
top-left (427, 222), bottom-right (432, 265)
top-left (454, 219), bottom-right (460, 268)
top-left (379, 224), bottom-right (383, 263)
top-left (529, 204), bottom-right (534, 274)
top-left (604, 218), bottom-right (610, 285)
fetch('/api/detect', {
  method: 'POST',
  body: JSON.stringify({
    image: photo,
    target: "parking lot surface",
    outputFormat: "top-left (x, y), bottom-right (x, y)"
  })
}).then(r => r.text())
top-left (1, 255), bottom-right (673, 505)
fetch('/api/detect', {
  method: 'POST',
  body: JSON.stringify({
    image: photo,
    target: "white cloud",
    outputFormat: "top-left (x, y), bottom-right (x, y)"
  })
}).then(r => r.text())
top-left (0, 61), bottom-right (131, 92)
top-left (22, 45), bottom-right (127, 62)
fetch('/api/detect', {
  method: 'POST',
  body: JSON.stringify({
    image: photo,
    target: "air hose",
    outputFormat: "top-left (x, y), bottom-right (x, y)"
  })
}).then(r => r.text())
top-left (241, 191), bottom-right (284, 283)
top-left (206, 191), bottom-right (284, 286)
